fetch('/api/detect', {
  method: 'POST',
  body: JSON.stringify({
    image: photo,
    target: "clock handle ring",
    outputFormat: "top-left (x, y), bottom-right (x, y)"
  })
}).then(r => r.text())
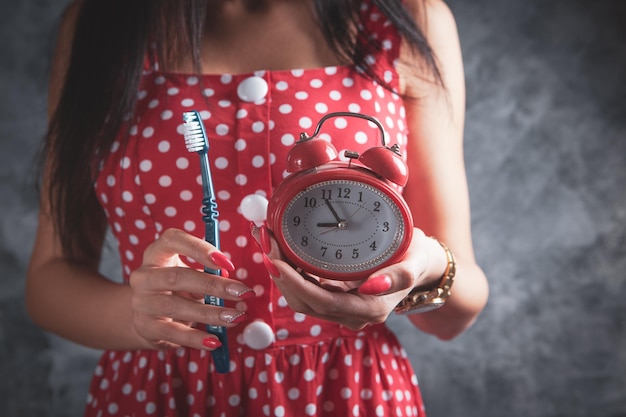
top-left (300, 111), bottom-right (388, 147)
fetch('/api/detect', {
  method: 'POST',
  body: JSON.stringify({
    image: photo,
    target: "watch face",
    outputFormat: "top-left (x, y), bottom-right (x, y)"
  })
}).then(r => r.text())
top-left (279, 179), bottom-right (408, 278)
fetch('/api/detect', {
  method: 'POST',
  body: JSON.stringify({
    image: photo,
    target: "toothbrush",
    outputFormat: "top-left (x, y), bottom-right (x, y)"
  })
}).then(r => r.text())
top-left (182, 110), bottom-right (230, 374)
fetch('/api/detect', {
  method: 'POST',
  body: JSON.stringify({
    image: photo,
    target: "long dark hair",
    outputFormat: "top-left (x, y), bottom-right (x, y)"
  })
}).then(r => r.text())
top-left (42, 0), bottom-right (441, 259)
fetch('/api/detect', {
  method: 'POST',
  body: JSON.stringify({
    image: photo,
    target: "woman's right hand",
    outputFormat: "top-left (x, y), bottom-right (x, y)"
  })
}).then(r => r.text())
top-left (129, 228), bottom-right (255, 351)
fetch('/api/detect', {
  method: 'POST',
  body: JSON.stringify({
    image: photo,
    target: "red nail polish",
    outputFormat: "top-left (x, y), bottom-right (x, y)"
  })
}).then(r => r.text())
top-left (358, 275), bottom-right (392, 295)
top-left (202, 337), bottom-right (222, 349)
top-left (220, 268), bottom-right (230, 278)
top-left (210, 252), bottom-right (235, 272)
top-left (262, 254), bottom-right (281, 278)
top-left (259, 225), bottom-right (271, 254)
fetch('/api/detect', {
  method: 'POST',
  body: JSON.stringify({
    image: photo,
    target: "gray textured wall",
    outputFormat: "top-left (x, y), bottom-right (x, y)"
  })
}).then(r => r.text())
top-left (1, 0), bottom-right (624, 416)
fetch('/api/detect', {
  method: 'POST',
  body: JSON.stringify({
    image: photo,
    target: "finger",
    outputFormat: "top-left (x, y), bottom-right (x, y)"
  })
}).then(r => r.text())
top-left (136, 316), bottom-right (225, 351)
top-left (131, 267), bottom-right (255, 301)
top-left (358, 234), bottom-right (430, 296)
top-left (135, 294), bottom-right (247, 327)
top-left (143, 228), bottom-right (235, 272)
top-left (271, 259), bottom-right (385, 321)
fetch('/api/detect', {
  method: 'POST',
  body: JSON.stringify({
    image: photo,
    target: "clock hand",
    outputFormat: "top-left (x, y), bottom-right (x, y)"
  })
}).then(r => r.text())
top-left (318, 205), bottom-right (361, 233)
top-left (324, 199), bottom-right (344, 223)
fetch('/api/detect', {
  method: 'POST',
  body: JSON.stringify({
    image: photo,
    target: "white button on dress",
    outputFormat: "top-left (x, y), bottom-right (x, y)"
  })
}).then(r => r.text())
top-left (242, 320), bottom-right (275, 350)
top-left (237, 76), bottom-right (269, 103)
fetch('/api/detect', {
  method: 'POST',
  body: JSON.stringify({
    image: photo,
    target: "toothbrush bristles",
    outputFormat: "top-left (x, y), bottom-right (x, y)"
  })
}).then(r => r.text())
top-left (182, 111), bottom-right (208, 152)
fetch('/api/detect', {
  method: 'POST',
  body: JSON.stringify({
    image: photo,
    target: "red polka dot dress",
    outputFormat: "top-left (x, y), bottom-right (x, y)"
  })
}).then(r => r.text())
top-left (86, 3), bottom-right (426, 417)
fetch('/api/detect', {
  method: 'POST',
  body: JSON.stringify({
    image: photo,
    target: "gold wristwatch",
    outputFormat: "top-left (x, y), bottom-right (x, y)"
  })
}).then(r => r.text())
top-left (394, 238), bottom-right (456, 315)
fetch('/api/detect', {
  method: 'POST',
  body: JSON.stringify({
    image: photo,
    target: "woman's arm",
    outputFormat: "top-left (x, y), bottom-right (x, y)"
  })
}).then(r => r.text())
top-left (26, 1), bottom-right (149, 350)
top-left (399, 0), bottom-right (489, 339)
top-left (26, 2), bottom-right (253, 351)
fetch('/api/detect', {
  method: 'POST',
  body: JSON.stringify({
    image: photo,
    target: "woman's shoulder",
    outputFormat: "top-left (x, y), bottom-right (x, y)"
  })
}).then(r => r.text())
top-left (403, 0), bottom-right (458, 35)
top-left (48, 0), bottom-right (83, 116)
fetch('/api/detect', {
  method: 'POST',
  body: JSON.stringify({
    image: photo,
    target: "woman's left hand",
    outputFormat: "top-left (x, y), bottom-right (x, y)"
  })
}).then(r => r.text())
top-left (262, 228), bottom-right (436, 330)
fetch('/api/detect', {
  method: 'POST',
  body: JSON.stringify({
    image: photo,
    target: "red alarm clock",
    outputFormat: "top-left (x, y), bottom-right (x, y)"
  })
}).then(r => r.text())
top-left (264, 112), bottom-right (414, 281)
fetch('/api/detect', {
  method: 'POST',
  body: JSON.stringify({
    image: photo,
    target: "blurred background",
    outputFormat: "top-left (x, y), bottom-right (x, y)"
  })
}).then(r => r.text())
top-left (1, 0), bottom-right (624, 416)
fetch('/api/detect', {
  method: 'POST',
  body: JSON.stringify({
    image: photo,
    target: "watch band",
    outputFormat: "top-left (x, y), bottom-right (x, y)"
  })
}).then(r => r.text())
top-left (394, 238), bottom-right (456, 315)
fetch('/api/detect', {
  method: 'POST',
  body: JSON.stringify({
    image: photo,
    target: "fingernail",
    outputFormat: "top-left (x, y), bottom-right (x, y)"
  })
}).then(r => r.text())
top-left (358, 274), bottom-right (392, 295)
top-left (262, 254), bottom-right (281, 278)
top-left (259, 225), bottom-right (271, 254)
top-left (210, 252), bottom-right (235, 272)
top-left (225, 283), bottom-right (256, 299)
top-left (220, 268), bottom-right (230, 278)
top-left (202, 337), bottom-right (222, 349)
top-left (219, 310), bottom-right (248, 324)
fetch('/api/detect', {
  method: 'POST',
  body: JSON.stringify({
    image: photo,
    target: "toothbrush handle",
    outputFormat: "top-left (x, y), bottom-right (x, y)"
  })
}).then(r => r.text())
top-left (201, 189), bottom-right (230, 372)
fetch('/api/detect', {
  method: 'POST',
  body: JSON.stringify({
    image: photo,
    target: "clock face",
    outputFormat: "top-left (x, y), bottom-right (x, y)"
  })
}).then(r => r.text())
top-left (279, 179), bottom-right (408, 278)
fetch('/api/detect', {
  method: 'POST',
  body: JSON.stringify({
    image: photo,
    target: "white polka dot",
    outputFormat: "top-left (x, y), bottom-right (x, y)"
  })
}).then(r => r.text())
top-left (329, 90), bottom-right (342, 100)
top-left (315, 103), bottom-right (329, 113)
top-left (252, 121), bottom-right (265, 133)
top-left (219, 220), bottom-right (231, 232)
top-left (164, 207), bottom-right (177, 217)
top-left (180, 190), bottom-right (193, 201)
top-left (158, 141), bottom-right (170, 152)
top-left (159, 176), bottom-right (172, 187)
top-left (161, 110), bottom-right (173, 120)
top-left (183, 220), bottom-right (195, 232)
top-left (139, 160), bottom-right (152, 172)
top-left (299, 117), bottom-right (313, 129)
top-left (355, 131), bottom-right (368, 144)
top-left (343, 77), bottom-right (355, 87)
top-left (294, 312), bottom-right (306, 322)
top-left (291, 69), bottom-right (304, 77)
top-left (274, 372), bottom-right (285, 383)
top-left (122, 191), bottom-right (133, 202)
top-left (167, 87), bottom-right (179, 95)
top-left (360, 90), bottom-right (373, 100)
top-left (215, 157), bottom-right (229, 169)
top-left (279, 104), bottom-right (292, 114)
top-left (295, 91), bottom-right (309, 100)
top-left (120, 157), bottom-right (131, 169)
top-left (334, 117), bottom-right (348, 129)
top-left (252, 155), bottom-right (265, 168)
top-left (122, 383), bottom-right (132, 395)
top-left (305, 404), bottom-right (317, 416)
top-left (136, 390), bottom-right (147, 402)
top-left (181, 98), bottom-right (194, 107)
top-left (310, 325), bottom-right (321, 337)
top-left (234, 139), bottom-right (247, 151)
top-left (276, 81), bottom-right (288, 91)
top-left (145, 402), bottom-right (157, 414)
top-left (310, 79), bottom-right (323, 88)
top-left (275, 406), bottom-right (286, 417)
top-left (375, 405), bottom-right (385, 417)
top-left (288, 388), bottom-right (300, 400)
top-left (348, 103), bottom-right (361, 113)
top-left (107, 403), bottom-right (118, 414)
top-left (229, 395), bottom-right (241, 406)
top-left (341, 387), bottom-right (352, 399)
top-left (303, 369), bottom-right (315, 381)
top-left (216, 124), bottom-right (229, 136)
top-left (142, 127), bottom-right (154, 138)
top-left (176, 157), bottom-right (189, 169)
top-left (217, 190), bottom-right (231, 200)
top-left (235, 174), bottom-right (247, 185)
top-left (281, 134), bottom-right (296, 146)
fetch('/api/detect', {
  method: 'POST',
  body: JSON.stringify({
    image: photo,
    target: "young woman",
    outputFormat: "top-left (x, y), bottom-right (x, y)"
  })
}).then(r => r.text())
top-left (27, 0), bottom-right (488, 415)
